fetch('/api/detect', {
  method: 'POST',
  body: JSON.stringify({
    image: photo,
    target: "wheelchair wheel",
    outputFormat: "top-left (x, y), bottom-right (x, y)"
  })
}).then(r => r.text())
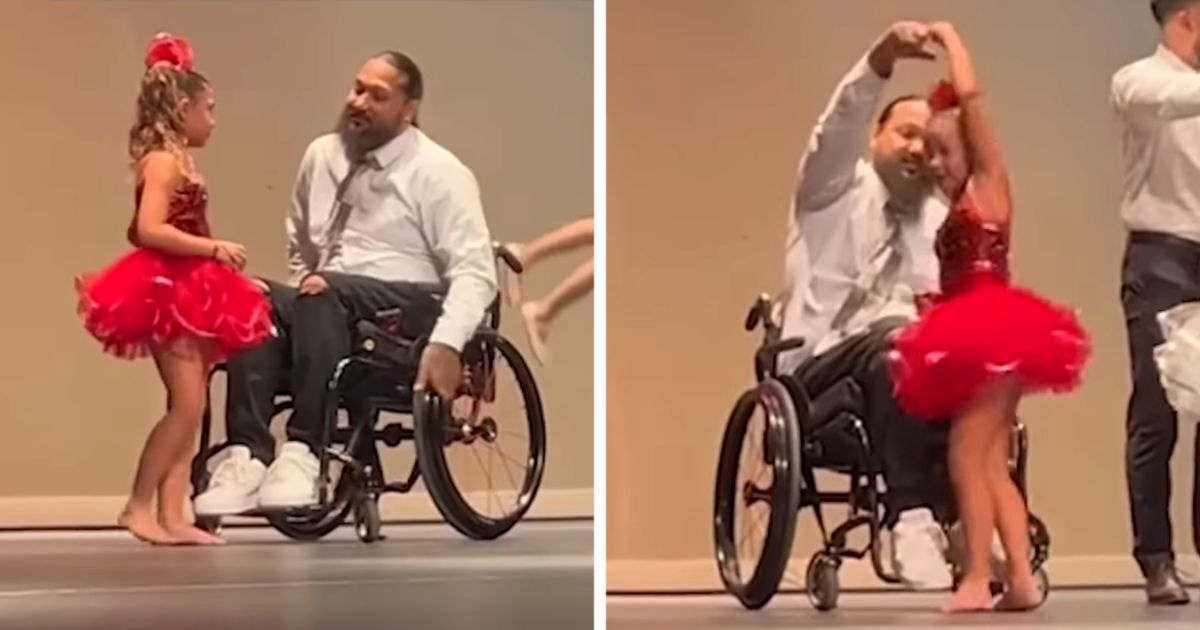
top-left (805, 552), bottom-right (841, 612)
top-left (414, 331), bottom-right (547, 540)
top-left (713, 378), bottom-right (802, 610)
top-left (354, 495), bottom-right (383, 543)
top-left (1029, 513), bottom-right (1050, 570)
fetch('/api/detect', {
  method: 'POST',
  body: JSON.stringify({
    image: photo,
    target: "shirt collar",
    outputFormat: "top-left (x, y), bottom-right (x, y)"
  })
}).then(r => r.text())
top-left (1155, 44), bottom-right (1197, 73)
top-left (363, 125), bottom-right (419, 170)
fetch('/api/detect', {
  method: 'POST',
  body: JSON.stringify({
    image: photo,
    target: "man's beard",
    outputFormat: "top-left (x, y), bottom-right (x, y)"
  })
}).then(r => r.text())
top-left (877, 161), bottom-right (932, 211)
top-left (336, 110), bottom-right (395, 158)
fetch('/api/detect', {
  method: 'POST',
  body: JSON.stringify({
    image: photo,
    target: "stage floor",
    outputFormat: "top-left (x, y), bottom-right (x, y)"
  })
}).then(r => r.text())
top-left (0, 520), bottom-right (593, 630)
top-left (608, 588), bottom-right (1198, 629)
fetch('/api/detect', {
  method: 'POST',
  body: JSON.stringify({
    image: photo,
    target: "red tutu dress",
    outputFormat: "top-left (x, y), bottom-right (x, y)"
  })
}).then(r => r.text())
top-left (75, 180), bottom-right (275, 361)
top-left (888, 195), bottom-right (1090, 420)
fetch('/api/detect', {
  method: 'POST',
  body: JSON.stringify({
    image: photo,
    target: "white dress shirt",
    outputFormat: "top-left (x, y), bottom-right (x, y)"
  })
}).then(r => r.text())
top-left (1112, 45), bottom-right (1200, 243)
top-left (287, 127), bottom-right (498, 352)
top-left (778, 54), bottom-right (947, 374)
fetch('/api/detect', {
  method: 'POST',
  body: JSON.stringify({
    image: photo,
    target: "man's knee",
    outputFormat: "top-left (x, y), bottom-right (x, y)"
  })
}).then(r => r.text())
top-left (294, 280), bottom-right (345, 316)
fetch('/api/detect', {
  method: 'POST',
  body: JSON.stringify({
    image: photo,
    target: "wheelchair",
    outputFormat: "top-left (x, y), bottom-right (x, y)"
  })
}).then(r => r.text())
top-left (190, 244), bottom-right (547, 544)
top-left (713, 294), bottom-right (1051, 611)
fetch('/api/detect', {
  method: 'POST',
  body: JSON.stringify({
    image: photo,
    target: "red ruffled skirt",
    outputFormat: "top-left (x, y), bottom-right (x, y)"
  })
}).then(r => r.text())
top-left (889, 278), bottom-right (1090, 420)
top-left (75, 249), bottom-right (275, 361)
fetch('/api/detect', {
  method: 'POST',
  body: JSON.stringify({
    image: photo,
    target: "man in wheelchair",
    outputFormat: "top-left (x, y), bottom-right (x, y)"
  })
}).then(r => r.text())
top-left (776, 21), bottom-right (956, 589)
top-left (193, 51), bottom-right (497, 516)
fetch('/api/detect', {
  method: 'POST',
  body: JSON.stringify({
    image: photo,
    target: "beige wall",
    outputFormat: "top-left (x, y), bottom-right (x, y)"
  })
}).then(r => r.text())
top-left (607, 0), bottom-right (1196, 587)
top-left (0, 0), bottom-right (593, 515)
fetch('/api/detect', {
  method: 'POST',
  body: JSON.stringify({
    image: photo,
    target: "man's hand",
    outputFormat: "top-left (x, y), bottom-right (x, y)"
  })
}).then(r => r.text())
top-left (299, 273), bottom-right (329, 296)
top-left (415, 342), bottom-right (463, 402)
top-left (868, 21), bottom-right (936, 78)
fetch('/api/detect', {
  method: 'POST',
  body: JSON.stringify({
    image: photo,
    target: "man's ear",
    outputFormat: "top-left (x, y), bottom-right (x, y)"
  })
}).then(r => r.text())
top-left (404, 99), bottom-right (421, 125)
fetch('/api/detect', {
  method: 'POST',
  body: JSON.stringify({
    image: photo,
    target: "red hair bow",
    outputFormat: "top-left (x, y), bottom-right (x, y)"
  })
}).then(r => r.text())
top-left (928, 80), bottom-right (959, 112)
top-left (144, 32), bottom-right (194, 72)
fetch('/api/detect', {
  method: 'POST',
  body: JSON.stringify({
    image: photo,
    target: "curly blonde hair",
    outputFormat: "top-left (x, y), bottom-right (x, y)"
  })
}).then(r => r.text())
top-left (128, 65), bottom-right (209, 170)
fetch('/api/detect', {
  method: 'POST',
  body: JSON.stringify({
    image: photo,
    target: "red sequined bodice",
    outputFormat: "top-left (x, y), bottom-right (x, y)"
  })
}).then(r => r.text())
top-left (935, 195), bottom-right (1010, 296)
top-left (127, 180), bottom-right (211, 246)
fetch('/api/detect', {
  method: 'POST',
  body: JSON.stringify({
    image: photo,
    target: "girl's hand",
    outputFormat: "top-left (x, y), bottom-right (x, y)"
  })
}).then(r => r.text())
top-left (927, 22), bottom-right (961, 49)
top-left (212, 240), bottom-right (247, 270)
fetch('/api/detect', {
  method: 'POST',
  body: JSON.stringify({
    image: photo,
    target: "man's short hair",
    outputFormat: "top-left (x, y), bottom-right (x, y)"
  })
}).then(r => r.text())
top-left (1152, 0), bottom-right (1200, 25)
top-left (876, 94), bottom-right (923, 128)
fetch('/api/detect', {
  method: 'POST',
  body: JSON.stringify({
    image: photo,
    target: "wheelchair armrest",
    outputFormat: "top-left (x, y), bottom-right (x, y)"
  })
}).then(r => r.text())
top-left (763, 337), bottom-right (806, 356)
top-left (493, 242), bottom-right (524, 274)
top-left (753, 337), bottom-right (807, 379)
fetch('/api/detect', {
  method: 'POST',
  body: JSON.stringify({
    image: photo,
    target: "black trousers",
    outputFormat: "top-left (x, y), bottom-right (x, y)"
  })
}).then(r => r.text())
top-left (225, 273), bottom-right (441, 463)
top-left (792, 317), bottom-right (951, 524)
top-left (1121, 231), bottom-right (1200, 572)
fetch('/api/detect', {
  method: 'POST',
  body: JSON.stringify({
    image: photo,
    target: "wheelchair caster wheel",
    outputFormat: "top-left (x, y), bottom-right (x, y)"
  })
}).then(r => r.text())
top-left (195, 516), bottom-right (222, 536)
top-left (806, 553), bottom-right (840, 612)
top-left (1034, 567), bottom-right (1050, 604)
top-left (355, 497), bottom-right (382, 543)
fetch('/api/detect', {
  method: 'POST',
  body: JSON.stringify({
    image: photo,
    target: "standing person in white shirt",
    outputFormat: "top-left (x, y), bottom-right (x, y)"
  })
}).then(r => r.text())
top-left (194, 51), bottom-right (497, 516)
top-left (1110, 0), bottom-right (1200, 606)
top-left (779, 21), bottom-right (955, 589)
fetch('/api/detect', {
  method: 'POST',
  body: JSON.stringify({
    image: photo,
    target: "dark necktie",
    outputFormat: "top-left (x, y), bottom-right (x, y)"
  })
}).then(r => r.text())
top-left (319, 157), bottom-right (370, 269)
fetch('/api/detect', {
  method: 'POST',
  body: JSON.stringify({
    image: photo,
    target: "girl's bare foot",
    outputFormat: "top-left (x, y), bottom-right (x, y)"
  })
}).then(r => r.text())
top-left (504, 243), bottom-right (525, 307)
top-left (521, 301), bottom-right (550, 365)
top-left (996, 575), bottom-right (1043, 611)
top-left (118, 508), bottom-right (177, 545)
top-left (943, 578), bottom-right (995, 613)
top-left (163, 523), bottom-right (225, 546)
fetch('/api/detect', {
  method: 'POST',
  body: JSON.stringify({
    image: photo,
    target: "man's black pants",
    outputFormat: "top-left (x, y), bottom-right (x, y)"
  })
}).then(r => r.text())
top-left (791, 317), bottom-right (951, 524)
top-left (1121, 231), bottom-right (1200, 573)
top-left (224, 273), bottom-right (441, 462)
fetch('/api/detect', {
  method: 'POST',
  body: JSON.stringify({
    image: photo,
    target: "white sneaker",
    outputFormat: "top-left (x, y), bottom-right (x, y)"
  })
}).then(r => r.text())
top-left (257, 442), bottom-right (320, 509)
top-left (891, 508), bottom-right (953, 590)
top-left (193, 446), bottom-right (267, 516)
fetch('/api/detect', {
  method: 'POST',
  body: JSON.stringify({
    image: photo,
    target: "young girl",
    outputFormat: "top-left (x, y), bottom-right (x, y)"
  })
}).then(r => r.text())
top-left (888, 23), bottom-right (1090, 612)
top-left (504, 217), bottom-right (594, 365)
top-left (75, 33), bottom-right (274, 545)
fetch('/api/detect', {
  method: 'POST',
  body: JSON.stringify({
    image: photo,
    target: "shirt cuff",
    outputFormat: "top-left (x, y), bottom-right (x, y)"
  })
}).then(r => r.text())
top-left (428, 319), bottom-right (474, 354)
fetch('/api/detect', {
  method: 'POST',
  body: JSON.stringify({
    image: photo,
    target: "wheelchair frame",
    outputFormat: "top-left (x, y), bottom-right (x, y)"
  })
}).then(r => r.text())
top-left (190, 244), bottom-right (547, 543)
top-left (713, 294), bottom-right (1051, 611)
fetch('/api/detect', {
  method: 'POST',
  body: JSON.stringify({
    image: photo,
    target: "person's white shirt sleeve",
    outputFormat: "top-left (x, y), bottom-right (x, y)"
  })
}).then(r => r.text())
top-left (418, 161), bottom-right (498, 352)
top-left (793, 54), bottom-right (888, 215)
top-left (287, 143), bottom-right (319, 286)
top-left (1112, 54), bottom-right (1200, 122)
